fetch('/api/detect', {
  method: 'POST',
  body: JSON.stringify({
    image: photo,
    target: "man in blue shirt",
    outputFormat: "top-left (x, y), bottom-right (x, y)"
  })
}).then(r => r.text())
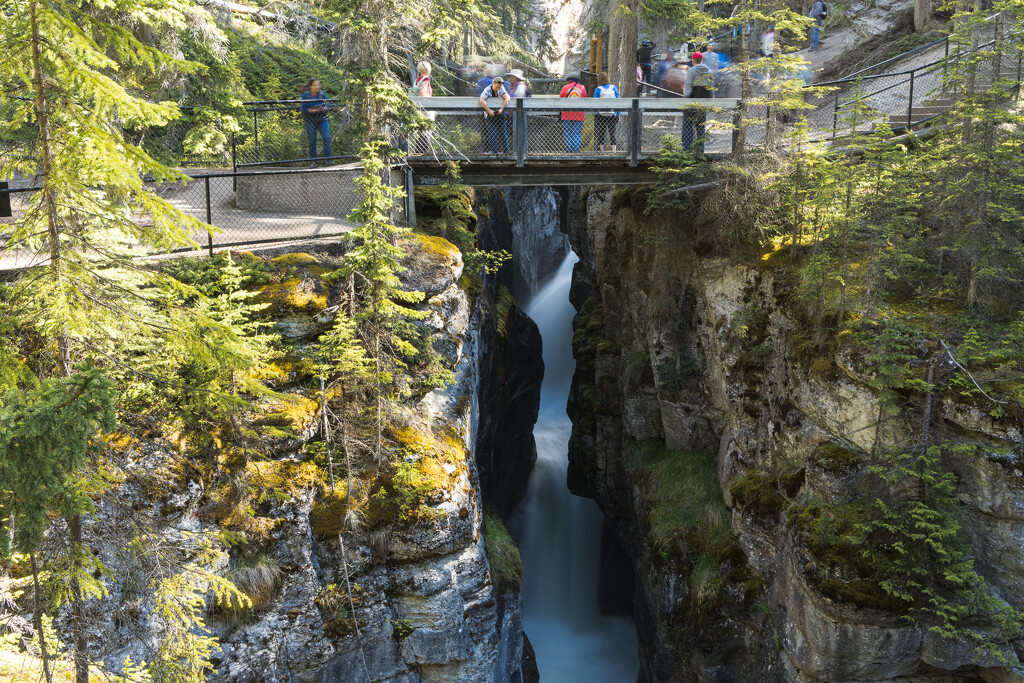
top-left (299, 77), bottom-right (331, 166)
top-left (300, 79), bottom-right (332, 166)
top-left (809, 0), bottom-right (826, 50)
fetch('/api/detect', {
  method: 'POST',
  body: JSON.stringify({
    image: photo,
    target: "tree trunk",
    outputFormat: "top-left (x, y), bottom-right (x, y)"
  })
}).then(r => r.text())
top-left (31, 6), bottom-right (87, 682)
top-left (735, 0), bottom-right (752, 154)
top-left (607, 3), bottom-right (622, 87)
top-left (30, 553), bottom-right (53, 683)
top-left (69, 516), bottom-right (88, 683)
top-left (914, 0), bottom-right (931, 33)
top-left (617, 0), bottom-right (640, 97)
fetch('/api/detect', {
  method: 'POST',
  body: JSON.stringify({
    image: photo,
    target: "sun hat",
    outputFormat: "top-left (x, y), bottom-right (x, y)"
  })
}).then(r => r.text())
top-left (506, 69), bottom-right (525, 80)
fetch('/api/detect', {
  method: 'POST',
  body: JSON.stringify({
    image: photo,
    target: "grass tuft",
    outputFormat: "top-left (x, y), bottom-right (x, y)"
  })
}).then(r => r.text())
top-left (483, 510), bottom-right (523, 593)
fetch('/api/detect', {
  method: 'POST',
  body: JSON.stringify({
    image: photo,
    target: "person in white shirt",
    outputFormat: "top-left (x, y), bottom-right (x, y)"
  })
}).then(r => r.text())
top-left (478, 76), bottom-right (510, 153)
top-left (593, 72), bottom-right (620, 152)
top-left (506, 69), bottom-right (530, 98)
top-left (761, 27), bottom-right (775, 57)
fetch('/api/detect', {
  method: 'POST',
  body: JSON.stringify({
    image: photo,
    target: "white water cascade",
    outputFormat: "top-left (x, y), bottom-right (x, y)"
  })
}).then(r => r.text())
top-left (516, 251), bottom-right (639, 682)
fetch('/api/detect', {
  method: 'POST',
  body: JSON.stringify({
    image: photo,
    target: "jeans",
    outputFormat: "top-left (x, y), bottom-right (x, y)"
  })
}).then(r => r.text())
top-left (484, 114), bottom-right (509, 153)
top-left (640, 63), bottom-right (652, 93)
top-left (811, 20), bottom-right (822, 48)
top-left (682, 110), bottom-right (707, 153)
top-left (304, 116), bottom-right (332, 161)
top-left (562, 120), bottom-right (583, 153)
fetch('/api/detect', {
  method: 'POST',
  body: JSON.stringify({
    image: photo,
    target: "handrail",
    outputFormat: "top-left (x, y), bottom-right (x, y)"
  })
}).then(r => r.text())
top-left (841, 36), bottom-right (949, 82)
top-left (409, 96), bottom-right (739, 110)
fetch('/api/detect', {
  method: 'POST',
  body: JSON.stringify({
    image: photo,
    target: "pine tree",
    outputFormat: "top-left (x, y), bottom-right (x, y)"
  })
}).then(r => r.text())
top-left (0, 366), bottom-right (116, 682)
top-left (0, 3), bottom-right (216, 678)
top-left (345, 141), bottom-right (429, 461)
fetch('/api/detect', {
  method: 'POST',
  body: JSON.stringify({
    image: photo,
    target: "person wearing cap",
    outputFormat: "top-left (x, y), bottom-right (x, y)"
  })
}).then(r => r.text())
top-left (506, 69), bottom-right (530, 98)
top-left (682, 52), bottom-right (714, 153)
top-left (558, 75), bottom-right (587, 153)
top-left (637, 39), bottom-right (656, 95)
top-left (479, 76), bottom-right (511, 153)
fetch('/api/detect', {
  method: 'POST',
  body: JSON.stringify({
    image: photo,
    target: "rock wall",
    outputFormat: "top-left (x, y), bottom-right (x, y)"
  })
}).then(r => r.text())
top-left (566, 186), bottom-right (1024, 682)
top-left (59, 239), bottom-right (525, 683)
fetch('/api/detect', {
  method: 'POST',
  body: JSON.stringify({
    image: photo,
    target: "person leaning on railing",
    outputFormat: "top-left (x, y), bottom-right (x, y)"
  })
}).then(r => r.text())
top-left (682, 52), bottom-right (713, 153)
top-left (300, 79), bottom-right (332, 167)
top-left (478, 76), bottom-right (511, 153)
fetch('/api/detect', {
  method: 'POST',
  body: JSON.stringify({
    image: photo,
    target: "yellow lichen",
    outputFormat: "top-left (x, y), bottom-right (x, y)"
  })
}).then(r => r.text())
top-left (270, 253), bottom-right (320, 267)
top-left (410, 233), bottom-right (460, 262)
top-left (258, 278), bottom-right (328, 313)
top-left (256, 395), bottom-right (319, 433)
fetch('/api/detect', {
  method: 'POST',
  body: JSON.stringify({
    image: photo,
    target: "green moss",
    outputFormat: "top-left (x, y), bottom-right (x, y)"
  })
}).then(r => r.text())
top-left (729, 469), bottom-right (784, 518)
top-left (310, 488), bottom-right (351, 537)
top-left (483, 510), bottom-right (523, 592)
top-left (789, 497), bottom-right (901, 610)
top-left (637, 441), bottom-right (738, 562)
top-left (809, 442), bottom-right (863, 476)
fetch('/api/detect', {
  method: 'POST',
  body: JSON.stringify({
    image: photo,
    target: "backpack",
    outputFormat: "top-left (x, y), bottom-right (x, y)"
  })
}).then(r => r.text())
top-left (566, 83), bottom-right (583, 98)
top-left (821, 1), bottom-right (828, 16)
top-left (690, 64), bottom-right (714, 98)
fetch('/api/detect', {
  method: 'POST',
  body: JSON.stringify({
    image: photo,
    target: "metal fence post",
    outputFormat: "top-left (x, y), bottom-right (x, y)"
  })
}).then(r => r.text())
top-left (253, 111), bottom-right (260, 161)
top-left (629, 99), bottom-right (641, 167)
top-left (907, 70), bottom-right (915, 129)
top-left (832, 91), bottom-right (839, 138)
top-left (0, 182), bottom-right (9, 219)
top-left (515, 98), bottom-right (527, 167)
top-left (205, 176), bottom-right (214, 257)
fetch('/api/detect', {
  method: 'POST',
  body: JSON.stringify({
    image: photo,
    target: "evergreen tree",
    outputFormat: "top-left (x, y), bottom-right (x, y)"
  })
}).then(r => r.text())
top-left (345, 141), bottom-right (429, 461)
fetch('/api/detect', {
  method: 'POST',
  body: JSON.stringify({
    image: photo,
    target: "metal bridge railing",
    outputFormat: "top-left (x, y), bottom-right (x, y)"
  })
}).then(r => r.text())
top-left (1, 167), bottom-right (368, 270)
top-left (407, 96), bottom-right (740, 165)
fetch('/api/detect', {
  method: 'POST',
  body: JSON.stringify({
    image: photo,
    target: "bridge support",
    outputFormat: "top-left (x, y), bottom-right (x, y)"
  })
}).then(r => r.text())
top-left (404, 166), bottom-right (416, 228)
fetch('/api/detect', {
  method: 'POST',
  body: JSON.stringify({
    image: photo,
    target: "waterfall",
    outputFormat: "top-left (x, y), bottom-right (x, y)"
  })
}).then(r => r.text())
top-left (515, 251), bottom-right (639, 682)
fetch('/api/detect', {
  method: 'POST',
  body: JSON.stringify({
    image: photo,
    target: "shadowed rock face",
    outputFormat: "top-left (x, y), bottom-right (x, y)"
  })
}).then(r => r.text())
top-left (474, 187), bottom-right (545, 519)
top-left (565, 186), bottom-right (1024, 682)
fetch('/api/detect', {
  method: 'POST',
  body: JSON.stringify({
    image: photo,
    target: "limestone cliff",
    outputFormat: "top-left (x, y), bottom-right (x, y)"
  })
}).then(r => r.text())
top-left (39, 240), bottom-right (525, 683)
top-left (566, 186), bottom-right (1024, 682)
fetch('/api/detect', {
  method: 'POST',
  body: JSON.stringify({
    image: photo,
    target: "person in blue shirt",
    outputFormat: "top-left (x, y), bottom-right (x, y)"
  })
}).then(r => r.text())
top-left (809, 0), bottom-right (826, 50)
top-left (300, 79), bottom-right (332, 167)
top-left (593, 72), bottom-right (620, 152)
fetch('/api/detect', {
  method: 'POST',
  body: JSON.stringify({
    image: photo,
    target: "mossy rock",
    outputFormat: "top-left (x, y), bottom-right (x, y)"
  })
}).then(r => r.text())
top-left (252, 395), bottom-right (319, 438)
top-left (270, 253), bottom-right (320, 267)
top-left (809, 442), bottom-right (864, 476)
top-left (258, 278), bottom-right (328, 314)
top-left (399, 234), bottom-right (463, 296)
top-left (729, 469), bottom-right (784, 518)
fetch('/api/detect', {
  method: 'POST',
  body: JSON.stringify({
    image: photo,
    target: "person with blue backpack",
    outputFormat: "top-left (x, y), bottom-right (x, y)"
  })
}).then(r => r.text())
top-left (593, 72), bottom-right (620, 152)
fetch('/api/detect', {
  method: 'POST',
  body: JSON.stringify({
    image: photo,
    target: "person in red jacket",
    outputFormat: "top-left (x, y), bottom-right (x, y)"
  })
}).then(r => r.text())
top-left (559, 75), bottom-right (587, 153)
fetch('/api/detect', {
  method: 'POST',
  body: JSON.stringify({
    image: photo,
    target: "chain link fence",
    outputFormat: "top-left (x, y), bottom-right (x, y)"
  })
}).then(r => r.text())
top-left (235, 103), bottom-right (360, 169)
top-left (1, 167), bottom-right (374, 270)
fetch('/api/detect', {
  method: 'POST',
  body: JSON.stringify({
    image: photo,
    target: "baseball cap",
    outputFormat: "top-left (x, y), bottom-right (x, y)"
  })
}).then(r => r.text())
top-left (692, 51), bottom-right (703, 60)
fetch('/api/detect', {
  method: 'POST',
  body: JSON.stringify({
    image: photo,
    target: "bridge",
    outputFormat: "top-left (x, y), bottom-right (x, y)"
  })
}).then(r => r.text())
top-left (404, 96), bottom-right (739, 186)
